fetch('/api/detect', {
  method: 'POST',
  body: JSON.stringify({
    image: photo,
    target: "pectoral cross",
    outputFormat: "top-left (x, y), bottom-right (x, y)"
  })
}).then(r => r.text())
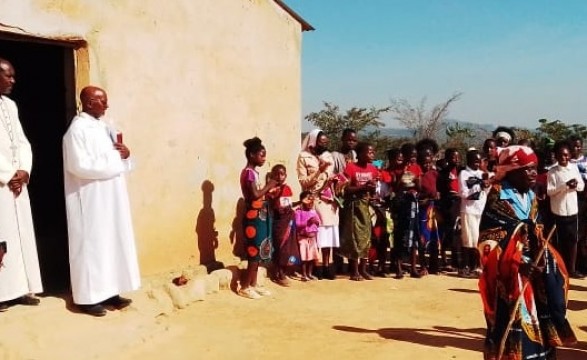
top-left (0, 99), bottom-right (18, 167)
top-left (9, 143), bottom-right (18, 166)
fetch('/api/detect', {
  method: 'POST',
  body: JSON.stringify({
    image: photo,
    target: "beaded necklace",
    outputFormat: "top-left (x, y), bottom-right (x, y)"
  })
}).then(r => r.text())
top-left (0, 97), bottom-right (19, 167)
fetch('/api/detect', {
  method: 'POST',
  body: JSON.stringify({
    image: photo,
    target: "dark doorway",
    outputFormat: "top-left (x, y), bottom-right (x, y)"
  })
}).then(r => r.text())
top-left (0, 35), bottom-right (77, 292)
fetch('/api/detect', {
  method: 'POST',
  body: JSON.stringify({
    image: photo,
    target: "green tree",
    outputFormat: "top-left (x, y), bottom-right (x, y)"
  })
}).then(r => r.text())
top-left (535, 119), bottom-right (587, 141)
top-left (444, 122), bottom-right (476, 155)
top-left (533, 119), bottom-right (587, 153)
top-left (304, 102), bottom-right (392, 157)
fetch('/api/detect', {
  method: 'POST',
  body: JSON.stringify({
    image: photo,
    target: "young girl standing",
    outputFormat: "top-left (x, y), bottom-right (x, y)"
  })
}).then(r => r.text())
top-left (340, 142), bottom-right (379, 280)
top-left (267, 164), bottom-right (299, 286)
top-left (239, 137), bottom-right (278, 299)
top-left (418, 153), bottom-right (440, 274)
top-left (294, 191), bottom-right (321, 281)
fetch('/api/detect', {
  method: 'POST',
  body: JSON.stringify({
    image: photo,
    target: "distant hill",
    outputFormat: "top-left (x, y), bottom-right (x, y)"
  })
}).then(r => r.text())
top-left (368, 119), bottom-right (495, 142)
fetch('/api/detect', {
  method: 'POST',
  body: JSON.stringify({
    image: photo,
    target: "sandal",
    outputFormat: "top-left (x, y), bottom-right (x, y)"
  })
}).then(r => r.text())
top-left (276, 278), bottom-right (290, 287)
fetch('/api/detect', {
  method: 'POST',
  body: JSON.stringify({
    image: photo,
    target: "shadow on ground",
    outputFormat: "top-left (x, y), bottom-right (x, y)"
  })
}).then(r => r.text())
top-left (333, 324), bottom-right (485, 353)
top-left (570, 283), bottom-right (587, 291)
top-left (567, 299), bottom-right (587, 311)
top-left (558, 340), bottom-right (587, 360)
top-left (448, 288), bottom-right (479, 294)
top-left (332, 325), bottom-right (587, 359)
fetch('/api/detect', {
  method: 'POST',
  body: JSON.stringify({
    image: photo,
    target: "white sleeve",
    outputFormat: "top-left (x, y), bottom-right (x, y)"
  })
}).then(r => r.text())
top-left (576, 167), bottom-right (585, 192)
top-left (63, 125), bottom-right (125, 180)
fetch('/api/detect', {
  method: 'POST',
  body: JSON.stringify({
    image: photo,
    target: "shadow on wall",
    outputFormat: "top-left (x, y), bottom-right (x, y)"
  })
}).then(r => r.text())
top-left (195, 180), bottom-right (223, 272)
top-left (229, 198), bottom-right (246, 260)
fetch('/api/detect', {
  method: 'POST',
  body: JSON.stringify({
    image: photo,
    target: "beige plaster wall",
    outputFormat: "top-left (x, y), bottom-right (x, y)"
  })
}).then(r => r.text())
top-left (0, 0), bottom-right (303, 274)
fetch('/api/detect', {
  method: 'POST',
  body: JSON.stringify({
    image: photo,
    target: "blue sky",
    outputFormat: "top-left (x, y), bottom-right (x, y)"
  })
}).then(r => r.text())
top-left (286, 0), bottom-right (587, 130)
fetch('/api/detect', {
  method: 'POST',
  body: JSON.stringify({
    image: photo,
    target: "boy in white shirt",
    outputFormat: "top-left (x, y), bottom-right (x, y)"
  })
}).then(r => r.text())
top-left (547, 140), bottom-right (585, 279)
top-left (568, 134), bottom-right (587, 274)
top-left (458, 149), bottom-right (490, 278)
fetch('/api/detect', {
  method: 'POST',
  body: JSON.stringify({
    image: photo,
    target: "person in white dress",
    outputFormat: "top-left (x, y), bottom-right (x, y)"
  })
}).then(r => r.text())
top-left (0, 58), bottom-right (43, 311)
top-left (63, 86), bottom-right (140, 316)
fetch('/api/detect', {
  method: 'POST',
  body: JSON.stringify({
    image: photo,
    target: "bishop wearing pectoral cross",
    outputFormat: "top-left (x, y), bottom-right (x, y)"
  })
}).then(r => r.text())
top-left (0, 58), bottom-right (43, 311)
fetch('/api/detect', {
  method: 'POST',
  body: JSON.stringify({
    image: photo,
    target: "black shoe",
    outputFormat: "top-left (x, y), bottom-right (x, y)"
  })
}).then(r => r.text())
top-left (78, 304), bottom-right (107, 317)
top-left (570, 272), bottom-right (586, 280)
top-left (323, 266), bottom-right (336, 280)
top-left (374, 270), bottom-right (387, 278)
top-left (0, 302), bottom-right (8, 312)
top-left (312, 268), bottom-right (323, 280)
top-left (102, 295), bottom-right (132, 309)
top-left (15, 295), bottom-right (40, 306)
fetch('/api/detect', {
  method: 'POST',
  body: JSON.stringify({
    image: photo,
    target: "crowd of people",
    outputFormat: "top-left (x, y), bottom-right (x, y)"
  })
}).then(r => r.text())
top-left (1, 52), bottom-right (584, 357)
top-left (240, 125), bottom-right (584, 359)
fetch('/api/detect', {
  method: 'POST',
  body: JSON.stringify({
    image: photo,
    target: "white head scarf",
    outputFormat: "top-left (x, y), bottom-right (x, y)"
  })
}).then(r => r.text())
top-left (301, 129), bottom-right (323, 152)
top-left (495, 131), bottom-right (512, 143)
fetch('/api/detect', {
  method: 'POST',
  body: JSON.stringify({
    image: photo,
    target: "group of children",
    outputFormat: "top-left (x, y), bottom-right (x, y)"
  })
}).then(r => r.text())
top-left (238, 128), bottom-right (587, 298)
top-left (239, 137), bottom-right (333, 299)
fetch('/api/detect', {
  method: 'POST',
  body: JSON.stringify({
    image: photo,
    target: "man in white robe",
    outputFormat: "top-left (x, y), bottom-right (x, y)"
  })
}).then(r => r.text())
top-left (0, 58), bottom-right (43, 311)
top-left (63, 86), bottom-right (140, 317)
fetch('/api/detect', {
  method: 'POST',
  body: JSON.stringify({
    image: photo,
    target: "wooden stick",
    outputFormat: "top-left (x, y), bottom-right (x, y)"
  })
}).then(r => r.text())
top-left (496, 224), bottom-right (556, 359)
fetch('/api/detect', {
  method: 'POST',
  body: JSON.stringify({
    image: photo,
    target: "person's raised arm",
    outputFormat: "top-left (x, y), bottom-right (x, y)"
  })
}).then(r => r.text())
top-left (546, 170), bottom-right (568, 197)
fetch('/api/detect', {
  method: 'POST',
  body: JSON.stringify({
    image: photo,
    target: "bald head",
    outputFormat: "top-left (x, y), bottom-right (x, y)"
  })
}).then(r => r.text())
top-left (80, 86), bottom-right (108, 118)
top-left (0, 58), bottom-right (11, 68)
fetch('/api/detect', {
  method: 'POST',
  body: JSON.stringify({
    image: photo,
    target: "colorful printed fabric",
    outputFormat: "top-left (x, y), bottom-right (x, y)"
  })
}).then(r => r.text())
top-left (243, 198), bottom-right (273, 262)
top-left (273, 208), bottom-right (300, 267)
top-left (419, 200), bottom-right (440, 252)
top-left (369, 204), bottom-right (392, 261)
top-left (240, 167), bottom-right (273, 262)
top-left (478, 183), bottom-right (576, 359)
top-left (394, 190), bottom-right (420, 255)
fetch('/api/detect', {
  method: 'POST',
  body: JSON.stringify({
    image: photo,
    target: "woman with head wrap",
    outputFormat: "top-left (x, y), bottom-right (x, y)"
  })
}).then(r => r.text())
top-left (478, 145), bottom-right (576, 360)
top-left (492, 126), bottom-right (516, 148)
top-left (296, 129), bottom-right (340, 279)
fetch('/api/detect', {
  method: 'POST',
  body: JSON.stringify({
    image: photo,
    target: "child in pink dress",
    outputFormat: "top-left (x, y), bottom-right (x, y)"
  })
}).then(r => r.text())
top-left (295, 191), bottom-right (321, 281)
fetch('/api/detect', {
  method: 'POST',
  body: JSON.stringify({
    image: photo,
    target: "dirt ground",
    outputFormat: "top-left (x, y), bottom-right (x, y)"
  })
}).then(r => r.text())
top-left (1, 272), bottom-right (586, 360)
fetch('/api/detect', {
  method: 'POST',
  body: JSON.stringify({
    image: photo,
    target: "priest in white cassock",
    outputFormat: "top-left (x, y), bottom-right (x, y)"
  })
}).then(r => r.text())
top-left (63, 85), bottom-right (140, 317)
top-left (0, 58), bottom-right (43, 311)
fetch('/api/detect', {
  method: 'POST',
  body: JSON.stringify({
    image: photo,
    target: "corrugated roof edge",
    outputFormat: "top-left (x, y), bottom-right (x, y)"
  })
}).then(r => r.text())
top-left (273, 0), bottom-right (315, 31)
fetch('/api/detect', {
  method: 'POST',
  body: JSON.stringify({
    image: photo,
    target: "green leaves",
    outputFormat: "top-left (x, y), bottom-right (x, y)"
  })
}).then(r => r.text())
top-left (304, 102), bottom-right (391, 157)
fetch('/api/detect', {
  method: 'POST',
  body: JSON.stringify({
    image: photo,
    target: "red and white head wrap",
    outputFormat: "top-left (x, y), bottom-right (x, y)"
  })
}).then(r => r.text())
top-left (495, 145), bottom-right (538, 180)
